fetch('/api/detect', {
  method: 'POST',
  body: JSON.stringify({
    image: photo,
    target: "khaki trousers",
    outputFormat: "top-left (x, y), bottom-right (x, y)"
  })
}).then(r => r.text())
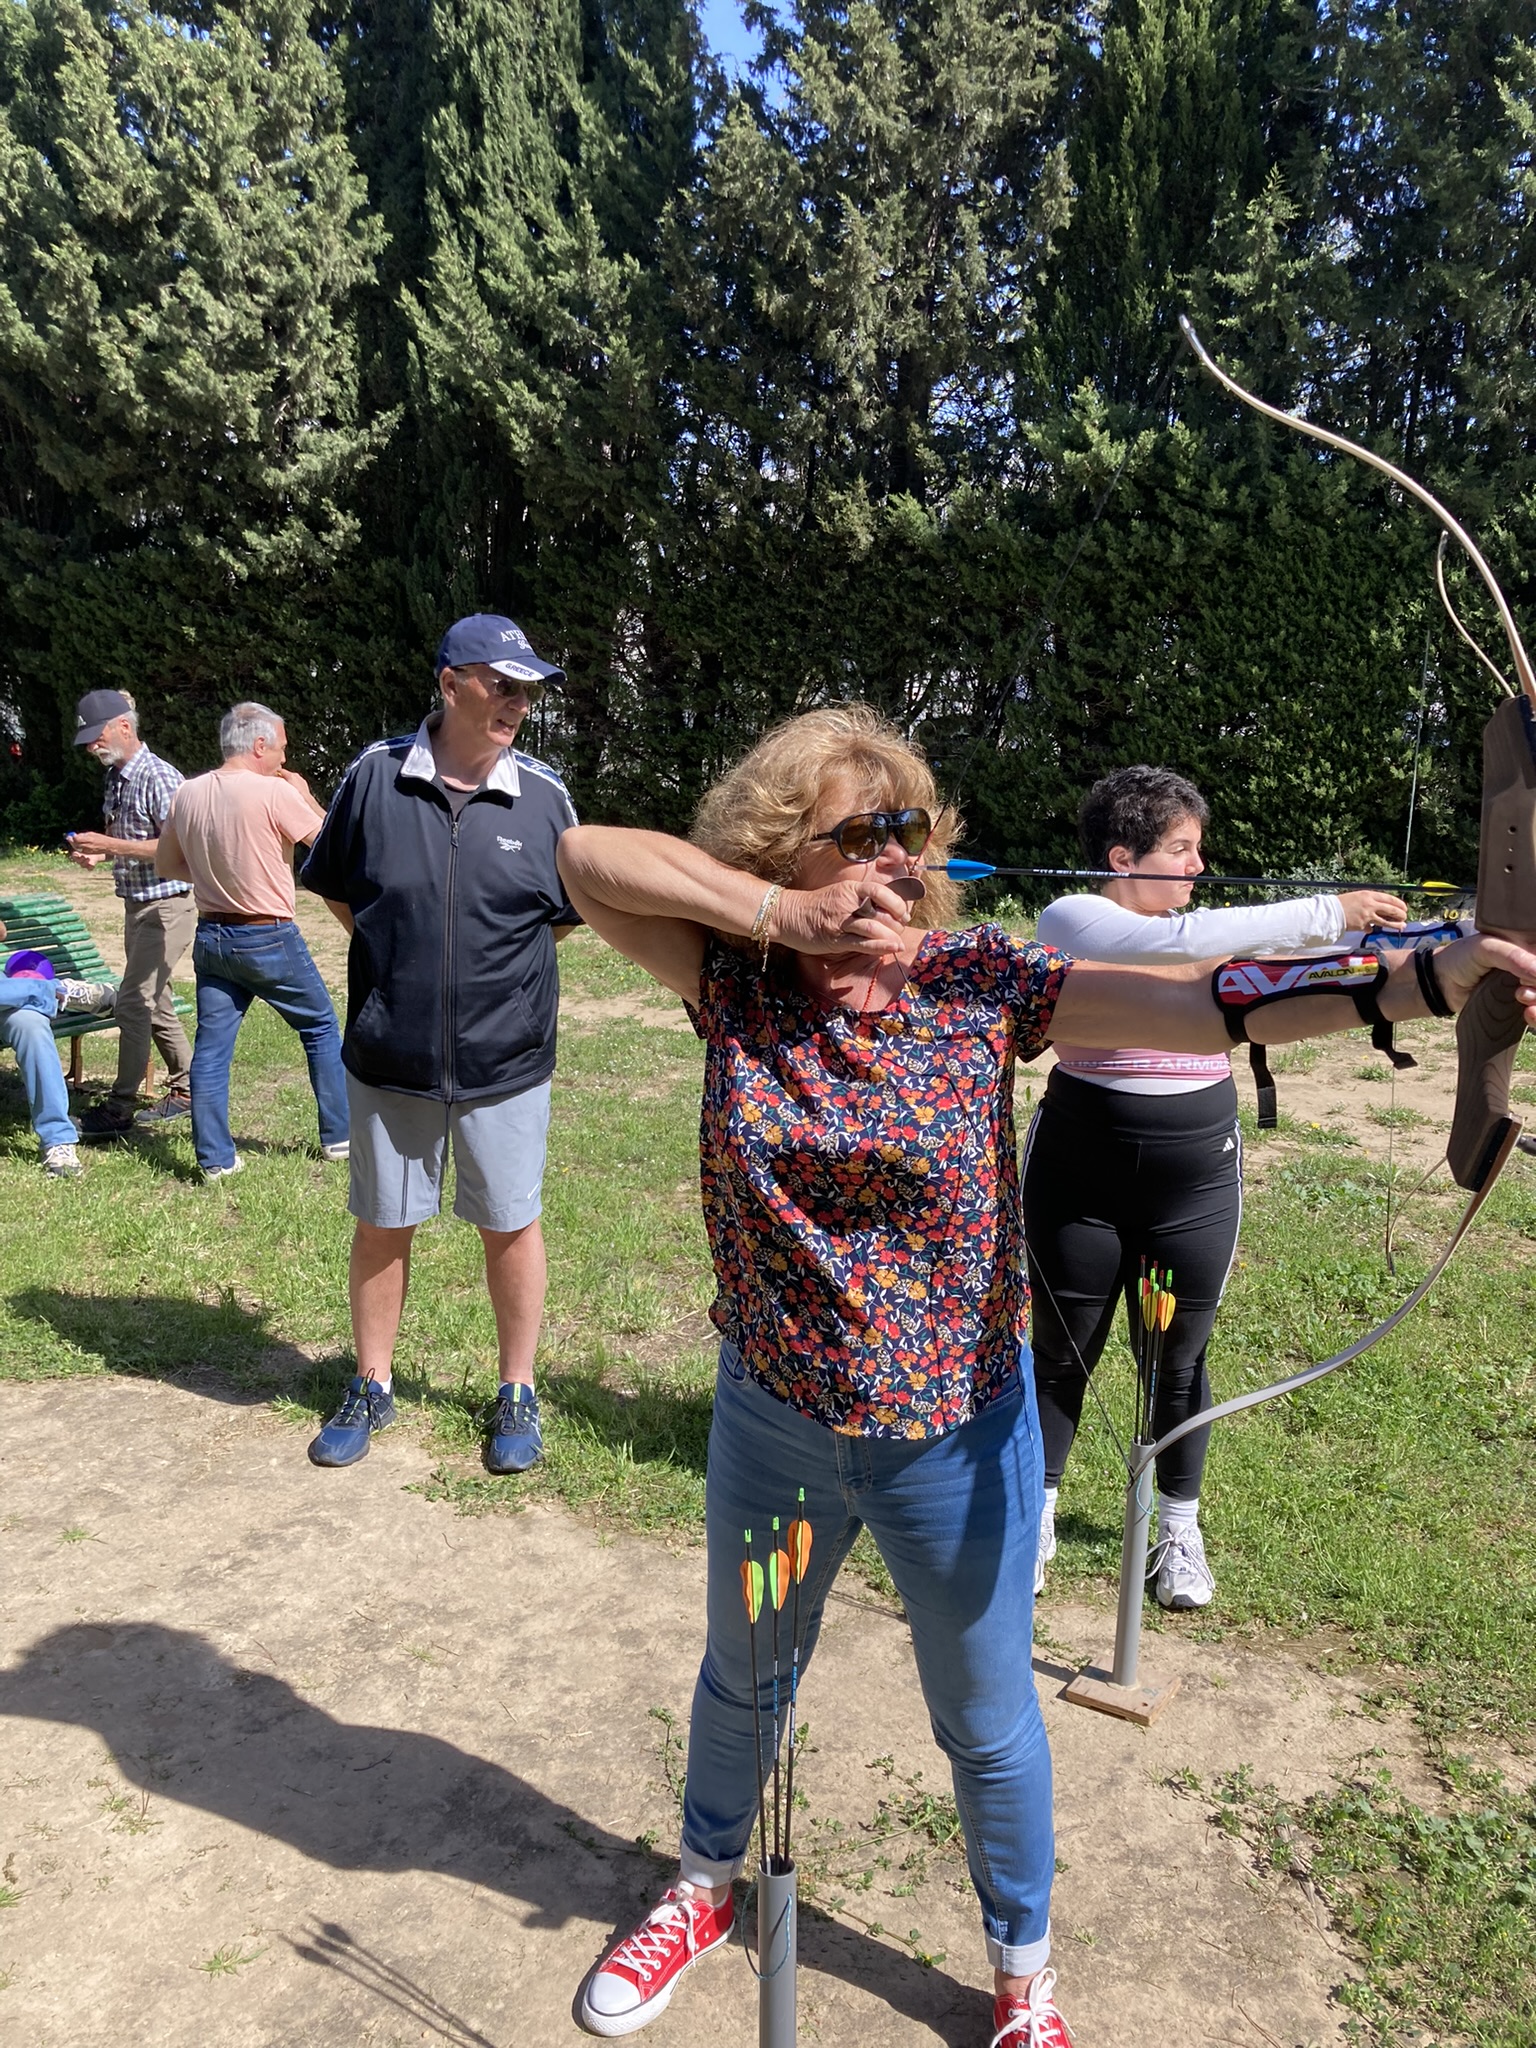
top-left (112, 895), bottom-right (197, 1105)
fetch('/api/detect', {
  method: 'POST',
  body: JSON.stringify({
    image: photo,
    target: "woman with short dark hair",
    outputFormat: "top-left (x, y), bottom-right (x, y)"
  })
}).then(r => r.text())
top-left (1025, 764), bottom-right (1409, 1609)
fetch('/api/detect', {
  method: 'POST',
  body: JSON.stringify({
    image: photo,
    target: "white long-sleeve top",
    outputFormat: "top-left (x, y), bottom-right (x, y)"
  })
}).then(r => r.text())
top-left (1037, 890), bottom-right (1347, 1094)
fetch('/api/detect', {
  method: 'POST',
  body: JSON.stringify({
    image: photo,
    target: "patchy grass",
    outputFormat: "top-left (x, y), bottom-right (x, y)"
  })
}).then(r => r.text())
top-left (1212, 1758), bottom-right (1536, 2046)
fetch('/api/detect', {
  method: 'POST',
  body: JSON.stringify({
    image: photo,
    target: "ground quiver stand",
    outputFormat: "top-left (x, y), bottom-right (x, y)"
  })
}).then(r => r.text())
top-left (755, 1857), bottom-right (797, 2047)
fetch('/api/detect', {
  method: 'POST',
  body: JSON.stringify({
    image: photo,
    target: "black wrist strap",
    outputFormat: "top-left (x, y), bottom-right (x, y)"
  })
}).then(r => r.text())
top-left (1348, 960), bottom-right (1417, 1071)
top-left (1414, 943), bottom-right (1454, 1018)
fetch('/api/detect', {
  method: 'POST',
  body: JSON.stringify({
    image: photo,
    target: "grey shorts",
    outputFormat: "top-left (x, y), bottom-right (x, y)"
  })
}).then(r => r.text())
top-left (346, 1074), bottom-right (552, 1233)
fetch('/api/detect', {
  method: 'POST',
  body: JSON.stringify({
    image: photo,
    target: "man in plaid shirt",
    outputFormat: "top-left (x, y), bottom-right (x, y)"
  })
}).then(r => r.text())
top-left (65, 689), bottom-right (196, 1138)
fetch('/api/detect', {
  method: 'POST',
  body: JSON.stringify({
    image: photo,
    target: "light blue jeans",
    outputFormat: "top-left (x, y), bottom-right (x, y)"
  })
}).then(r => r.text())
top-left (681, 1345), bottom-right (1053, 1977)
top-left (0, 978), bottom-right (73, 1151)
top-left (190, 920), bottom-right (348, 1171)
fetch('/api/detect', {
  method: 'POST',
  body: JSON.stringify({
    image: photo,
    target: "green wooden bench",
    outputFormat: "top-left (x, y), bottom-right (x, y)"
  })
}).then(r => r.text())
top-left (0, 891), bottom-right (192, 1089)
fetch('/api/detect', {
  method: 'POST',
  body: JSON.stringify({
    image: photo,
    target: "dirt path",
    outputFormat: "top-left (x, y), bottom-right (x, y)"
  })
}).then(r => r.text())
top-left (0, 1374), bottom-right (1440, 2047)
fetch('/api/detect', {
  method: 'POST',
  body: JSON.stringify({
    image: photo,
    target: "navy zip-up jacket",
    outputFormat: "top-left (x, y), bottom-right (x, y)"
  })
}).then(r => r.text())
top-left (300, 722), bottom-right (579, 1102)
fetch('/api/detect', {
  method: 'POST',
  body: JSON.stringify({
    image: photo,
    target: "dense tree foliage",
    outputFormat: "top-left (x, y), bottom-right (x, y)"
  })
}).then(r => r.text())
top-left (2, 0), bottom-right (1533, 889)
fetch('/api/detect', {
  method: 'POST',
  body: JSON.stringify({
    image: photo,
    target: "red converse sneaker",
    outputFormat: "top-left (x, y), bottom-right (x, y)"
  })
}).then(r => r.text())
top-left (580, 1885), bottom-right (735, 2037)
top-left (991, 1967), bottom-right (1075, 2047)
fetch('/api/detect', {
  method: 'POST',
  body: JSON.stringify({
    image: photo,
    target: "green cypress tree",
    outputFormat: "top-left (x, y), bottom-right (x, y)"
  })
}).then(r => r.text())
top-left (0, 0), bottom-right (387, 803)
top-left (388, 0), bottom-right (697, 800)
top-left (648, 0), bottom-right (1067, 815)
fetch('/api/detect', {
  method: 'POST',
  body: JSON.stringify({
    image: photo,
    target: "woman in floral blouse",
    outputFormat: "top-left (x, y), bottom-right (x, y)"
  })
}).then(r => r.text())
top-left (557, 705), bottom-right (1536, 2048)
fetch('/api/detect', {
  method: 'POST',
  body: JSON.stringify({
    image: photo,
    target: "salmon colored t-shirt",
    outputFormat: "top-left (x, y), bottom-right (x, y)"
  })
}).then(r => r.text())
top-left (158, 770), bottom-right (321, 917)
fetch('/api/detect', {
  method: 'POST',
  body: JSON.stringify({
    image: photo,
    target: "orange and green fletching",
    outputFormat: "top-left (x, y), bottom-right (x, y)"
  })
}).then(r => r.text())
top-left (1158, 1289), bottom-right (1176, 1331)
top-left (768, 1548), bottom-right (791, 1610)
top-left (740, 1559), bottom-right (764, 1622)
top-left (788, 1517), bottom-right (813, 1582)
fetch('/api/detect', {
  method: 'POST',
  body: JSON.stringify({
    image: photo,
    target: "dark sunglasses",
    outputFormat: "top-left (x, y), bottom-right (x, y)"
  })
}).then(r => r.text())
top-left (810, 808), bottom-right (935, 863)
top-left (453, 666), bottom-right (546, 706)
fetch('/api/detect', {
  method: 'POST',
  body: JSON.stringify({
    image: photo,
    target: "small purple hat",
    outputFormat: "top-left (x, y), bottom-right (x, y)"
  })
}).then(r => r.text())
top-left (4, 950), bottom-right (56, 980)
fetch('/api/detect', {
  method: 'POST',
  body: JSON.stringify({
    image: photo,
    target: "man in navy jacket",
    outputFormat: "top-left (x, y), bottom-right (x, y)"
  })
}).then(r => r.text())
top-left (300, 615), bottom-right (580, 1474)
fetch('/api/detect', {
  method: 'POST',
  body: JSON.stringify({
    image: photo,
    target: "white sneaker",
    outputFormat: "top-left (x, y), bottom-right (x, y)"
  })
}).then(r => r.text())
top-left (320, 1141), bottom-right (349, 1162)
top-left (54, 977), bottom-right (117, 1015)
top-left (42, 1143), bottom-right (81, 1178)
top-left (202, 1156), bottom-right (243, 1184)
top-left (1033, 1500), bottom-right (1057, 1596)
top-left (1150, 1524), bottom-right (1215, 1610)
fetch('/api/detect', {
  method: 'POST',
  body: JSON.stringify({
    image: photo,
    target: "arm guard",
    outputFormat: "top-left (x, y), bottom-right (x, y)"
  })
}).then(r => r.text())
top-left (1213, 950), bottom-right (1444, 1130)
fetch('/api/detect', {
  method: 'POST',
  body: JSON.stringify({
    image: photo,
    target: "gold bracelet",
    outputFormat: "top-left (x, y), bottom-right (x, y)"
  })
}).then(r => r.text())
top-left (750, 882), bottom-right (782, 959)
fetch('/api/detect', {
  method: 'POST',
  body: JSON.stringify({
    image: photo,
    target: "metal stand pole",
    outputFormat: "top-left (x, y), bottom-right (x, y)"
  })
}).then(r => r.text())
top-left (1110, 1444), bottom-right (1154, 1688)
top-left (1063, 1441), bottom-right (1182, 1725)
top-left (757, 1857), bottom-right (797, 2048)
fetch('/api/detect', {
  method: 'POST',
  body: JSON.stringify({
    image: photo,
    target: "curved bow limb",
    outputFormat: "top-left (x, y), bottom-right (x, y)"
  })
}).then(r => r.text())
top-left (1179, 314), bottom-right (1536, 1194)
top-left (1178, 315), bottom-right (1536, 706)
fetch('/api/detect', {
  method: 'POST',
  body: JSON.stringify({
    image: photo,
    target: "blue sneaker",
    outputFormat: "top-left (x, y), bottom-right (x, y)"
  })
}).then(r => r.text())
top-left (308, 1376), bottom-right (396, 1468)
top-left (485, 1383), bottom-right (543, 1474)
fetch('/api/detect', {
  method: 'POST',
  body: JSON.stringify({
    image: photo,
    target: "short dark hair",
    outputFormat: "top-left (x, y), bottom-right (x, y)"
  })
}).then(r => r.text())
top-left (1079, 766), bottom-right (1209, 868)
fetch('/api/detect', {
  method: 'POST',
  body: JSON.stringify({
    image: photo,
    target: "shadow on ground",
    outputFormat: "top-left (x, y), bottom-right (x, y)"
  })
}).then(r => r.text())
top-left (0, 1622), bottom-right (985, 2043)
top-left (6, 1286), bottom-right (335, 1401)
top-left (540, 1364), bottom-right (713, 1480)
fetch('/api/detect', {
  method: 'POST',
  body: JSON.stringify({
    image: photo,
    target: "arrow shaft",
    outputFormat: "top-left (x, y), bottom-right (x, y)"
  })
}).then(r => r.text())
top-left (937, 861), bottom-right (1464, 891)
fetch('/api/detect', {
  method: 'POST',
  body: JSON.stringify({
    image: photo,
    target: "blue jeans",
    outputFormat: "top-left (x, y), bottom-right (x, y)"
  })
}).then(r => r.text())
top-left (190, 921), bottom-right (348, 1170)
top-left (0, 979), bottom-right (73, 1151)
top-left (682, 1347), bottom-right (1053, 1977)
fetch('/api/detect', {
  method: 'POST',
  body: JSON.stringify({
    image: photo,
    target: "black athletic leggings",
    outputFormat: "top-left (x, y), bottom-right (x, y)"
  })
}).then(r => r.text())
top-left (1021, 1069), bottom-right (1243, 1502)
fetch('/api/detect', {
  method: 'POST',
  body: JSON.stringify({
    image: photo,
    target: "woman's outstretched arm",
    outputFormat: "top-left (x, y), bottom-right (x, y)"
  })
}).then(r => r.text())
top-left (1052, 935), bottom-right (1536, 1051)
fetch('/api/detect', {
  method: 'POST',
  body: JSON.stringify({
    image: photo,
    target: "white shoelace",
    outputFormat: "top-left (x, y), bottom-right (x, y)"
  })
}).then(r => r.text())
top-left (607, 1893), bottom-right (698, 1985)
top-left (990, 1966), bottom-right (1074, 2047)
top-left (1149, 1527), bottom-right (1214, 1597)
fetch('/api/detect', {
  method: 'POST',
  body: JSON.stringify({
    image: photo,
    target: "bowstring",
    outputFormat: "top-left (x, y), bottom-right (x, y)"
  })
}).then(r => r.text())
top-left (1385, 630), bottom-right (1436, 1274)
top-left (1023, 1228), bottom-right (1131, 1474)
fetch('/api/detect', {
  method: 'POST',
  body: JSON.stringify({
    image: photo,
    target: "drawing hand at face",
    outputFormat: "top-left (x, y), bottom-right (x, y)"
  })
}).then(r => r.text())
top-left (772, 873), bottom-right (916, 957)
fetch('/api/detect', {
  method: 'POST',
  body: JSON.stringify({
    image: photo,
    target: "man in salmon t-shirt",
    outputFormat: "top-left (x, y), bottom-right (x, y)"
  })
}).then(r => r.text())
top-left (155, 702), bottom-right (349, 1181)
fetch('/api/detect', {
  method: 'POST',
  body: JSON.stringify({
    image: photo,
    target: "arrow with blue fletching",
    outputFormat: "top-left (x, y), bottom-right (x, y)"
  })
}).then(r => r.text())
top-left (934, 859), bottom-right (1467, 892)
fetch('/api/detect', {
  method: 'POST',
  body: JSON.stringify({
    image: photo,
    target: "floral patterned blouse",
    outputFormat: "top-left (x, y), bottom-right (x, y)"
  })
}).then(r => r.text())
top-left (692, 926), bottom-right (1070, 1438)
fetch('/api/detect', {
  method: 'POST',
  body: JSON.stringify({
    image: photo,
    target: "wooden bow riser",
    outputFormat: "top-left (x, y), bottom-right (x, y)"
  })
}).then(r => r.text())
top-left (1450, 696), bottom-right (1536, 1192)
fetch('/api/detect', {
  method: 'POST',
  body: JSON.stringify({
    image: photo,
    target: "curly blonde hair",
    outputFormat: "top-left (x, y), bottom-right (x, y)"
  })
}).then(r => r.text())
top-left (690, 704), bottom-right (964, 930)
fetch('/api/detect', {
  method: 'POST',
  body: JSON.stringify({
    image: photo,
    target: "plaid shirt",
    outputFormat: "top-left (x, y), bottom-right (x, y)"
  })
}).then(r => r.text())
top-left (103, 746), bottom-right (191, 903)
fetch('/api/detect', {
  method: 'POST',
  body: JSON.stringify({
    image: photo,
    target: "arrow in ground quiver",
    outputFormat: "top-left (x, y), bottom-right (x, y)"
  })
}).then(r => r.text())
top-left (782, 1497), bottom-right (813, 1865)
top-left (741, 1535), bottom-right (769, 1865)
top-left (767, 1519), bottom-right (791, 1865)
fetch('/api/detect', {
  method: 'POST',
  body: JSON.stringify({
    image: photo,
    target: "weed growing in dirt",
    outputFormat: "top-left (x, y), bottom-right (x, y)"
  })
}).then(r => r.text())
top-left (196, 1944), bottom-right (265, 1977)
top-left (1212, 1760), bottom-right (1536, 2047)
top-left (89, 1778), bottom-right (159, 1836)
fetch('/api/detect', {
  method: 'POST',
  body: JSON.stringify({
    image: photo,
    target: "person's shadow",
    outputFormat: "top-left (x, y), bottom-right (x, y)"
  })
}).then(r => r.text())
top-left (6, 1286), bottom-right (329, 1404)
top-left (1, 1623), bottom-right (985, 2043)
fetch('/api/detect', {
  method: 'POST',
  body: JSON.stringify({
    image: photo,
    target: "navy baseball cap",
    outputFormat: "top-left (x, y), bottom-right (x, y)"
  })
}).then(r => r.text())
top-left (435, 615), bottom-right (565, 688)
top-left (73, 689), bottom-right (136, 746)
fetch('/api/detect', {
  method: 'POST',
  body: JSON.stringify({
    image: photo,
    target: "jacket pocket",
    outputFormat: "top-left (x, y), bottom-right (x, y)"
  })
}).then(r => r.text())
top-left (347, 986), bottom-right (438, 1092)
